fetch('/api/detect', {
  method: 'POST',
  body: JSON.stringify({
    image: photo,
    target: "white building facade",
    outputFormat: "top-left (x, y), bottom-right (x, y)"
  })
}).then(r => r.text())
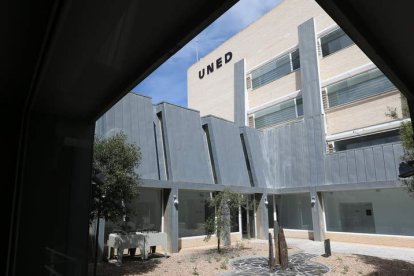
top-left (96, 0), bottom-right (414, 254)
top-left (187, 0), bottom-right (414, 247)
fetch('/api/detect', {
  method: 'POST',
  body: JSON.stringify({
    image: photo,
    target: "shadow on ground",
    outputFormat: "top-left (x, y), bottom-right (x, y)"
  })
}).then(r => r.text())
top-left (356, 254), bottom-right (414, 276)
top-left (93, 254), bottom-right (165, 276)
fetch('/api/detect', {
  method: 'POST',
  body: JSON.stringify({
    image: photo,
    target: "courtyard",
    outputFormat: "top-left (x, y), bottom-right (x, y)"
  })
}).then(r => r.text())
top-left (93, 239), bottom-right (414, 275)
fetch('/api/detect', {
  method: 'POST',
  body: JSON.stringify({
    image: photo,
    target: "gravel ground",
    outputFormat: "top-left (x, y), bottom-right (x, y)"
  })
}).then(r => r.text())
top-left (92, 241), bottom-right (414, 276)
top-left (313, 253), bottom-right (414, 276)
top-left (93, 241), bottom-right (298, 276)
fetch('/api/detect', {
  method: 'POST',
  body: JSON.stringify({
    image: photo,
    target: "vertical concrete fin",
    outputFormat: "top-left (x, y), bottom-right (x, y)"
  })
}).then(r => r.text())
top-left (234, 59), bottom-right (247, 126)
top-left (298, 18), bottom-right (326, 186)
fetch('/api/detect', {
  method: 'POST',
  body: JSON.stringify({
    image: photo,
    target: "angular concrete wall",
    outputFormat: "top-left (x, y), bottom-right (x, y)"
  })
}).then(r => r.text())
top-left (95, 93), bottom-right (159, 180)
top-left (156, 103), bottom-right (214, 184)
top-left (324, 143), bottom-right (403, 185)
top-left (240, 126), bottom-right (271, 188)
top-left (261, 121), bottom-right (311, 189)
top-left (201, 116), bottom-right (250, 187)
top-left (96, 92), bottom-right (402, 191)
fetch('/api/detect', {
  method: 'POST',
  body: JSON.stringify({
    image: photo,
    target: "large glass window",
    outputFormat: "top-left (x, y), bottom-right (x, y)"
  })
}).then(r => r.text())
top-left (334, 130), bottom-right (400, 152)
top-left (323, 188), bottom-right (414, 236)
top-left (251, 49), bottom-right (300, 90)
top-left (326, 68), bottom-right (396, 108)
top-left (275, 193), bottom-right (313, 230)
top-left (129, 188), bottom-right (162, 232)
top-left (320, 28), bottom-right (354, 57)
top-left (254, 97), bottom-right (303, 129)
top-left (179, 191), bottom-right (214, 237)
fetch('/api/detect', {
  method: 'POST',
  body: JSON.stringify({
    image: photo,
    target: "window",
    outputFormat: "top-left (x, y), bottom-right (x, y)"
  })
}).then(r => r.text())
top-left (253, 97), bottom-right (303, 129)
top-left (129, 188), bottom-right (162, 232)
top-left (333, 130), bottom-right (400, 152)
top-left (179, 191), bottom-right (214, 237)
top-left (250, 49), bottom-right (300, 90)
top-left (323, 189), bottom-right (414, 236)
top-left (320, 28), bottom-right (354, 57)
top-left (275, 193), bottom-right (313, 230)
top-left (325, 68), bottom-right (396, 108)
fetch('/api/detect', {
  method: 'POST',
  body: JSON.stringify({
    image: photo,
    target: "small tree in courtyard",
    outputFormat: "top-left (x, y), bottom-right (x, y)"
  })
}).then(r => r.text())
top-left (204, 189), bottom-right (243, 252)
top-left (90, 132), bottom-right (141, 223)
top-left (387, 94), bottom-right (414, 194)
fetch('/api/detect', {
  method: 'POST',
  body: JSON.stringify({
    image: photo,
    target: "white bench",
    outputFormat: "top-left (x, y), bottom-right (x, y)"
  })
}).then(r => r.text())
top-left (107, 232), bottom-right (167, 264)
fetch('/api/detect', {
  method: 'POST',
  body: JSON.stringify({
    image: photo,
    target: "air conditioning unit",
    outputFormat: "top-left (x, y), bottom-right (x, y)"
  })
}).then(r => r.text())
top-left (327, 141), bottom-right (334, 153)
top-left (248, 115), bottom-right (255, 128)
top-left (246, 74), bottom-right (252, 90)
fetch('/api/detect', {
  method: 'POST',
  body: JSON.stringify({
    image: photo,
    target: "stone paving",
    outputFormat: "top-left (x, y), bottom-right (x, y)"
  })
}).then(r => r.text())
top-left (223, 252), bottom-right (330, 276)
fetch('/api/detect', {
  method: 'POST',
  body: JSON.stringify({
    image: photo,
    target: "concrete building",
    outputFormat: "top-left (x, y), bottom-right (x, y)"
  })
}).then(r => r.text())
top-left (96, 0), bottom-right (414, 254)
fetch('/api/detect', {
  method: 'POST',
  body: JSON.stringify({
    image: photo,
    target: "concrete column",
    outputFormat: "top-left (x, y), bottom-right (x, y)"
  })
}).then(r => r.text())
top-left (298, 18), bottom-right (326, 187)
top-left (254, 193), bottom-right (269, 240)
top-left (310, 189), bottom-right (326, 241)
top-left (163, 187), bottom-right (179, 253)
top-left (234, 59), bottom-right (247, 126)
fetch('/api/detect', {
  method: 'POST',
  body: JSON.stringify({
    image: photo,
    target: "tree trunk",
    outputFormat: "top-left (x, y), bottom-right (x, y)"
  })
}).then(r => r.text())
top-left (268, 233), bottom-right (275, 268)
top-left (278, 228), bottom-right (288, 269)
top-left (221, 200), bottom-right (231, 247)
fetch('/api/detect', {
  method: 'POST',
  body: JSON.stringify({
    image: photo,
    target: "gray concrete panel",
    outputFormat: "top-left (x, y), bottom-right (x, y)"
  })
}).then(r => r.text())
top-left (324, 157), bottom-right (333, 185)
top-left (202, 116), bottom-right (251, 187)
top-left (298, 19), bottom-right (326, 189)
top-left (383, 144), bottom-right (397, 180)
top-left (164, 187), bottom-right (179, 253)
top-left (310, 189), bottom-right (325, 241)
top-left (330, 154), bottom-right (340, 184)
top-left (346, 150), bottom-right (358, 183)
top-left (234, 59), bottom-right (247, 126)
top-left (339, 153), bottom-right (348, 183)
top-left (241, 127), bottom-right (271, 188)
top-left (373, 146), bottom-right (386, 181)
top-left (96, 93), bottom-right (159, 180)
top-left (364, 148), bottom-right (376, 182)
top-left (255, 193), bottom-right (269, 240)
top-left (158, 103), bottom-right (214, 184)
top-left (261, 120), bottom-right (313, 189)
top-left (298, 19), bottom-right (323, 117)
top-left (393, 143), bottom-right (404, 173)
top-left (355, 149), bottom-right (367, 182)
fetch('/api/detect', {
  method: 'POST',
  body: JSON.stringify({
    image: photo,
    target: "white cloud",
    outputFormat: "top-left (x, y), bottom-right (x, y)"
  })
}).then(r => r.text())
top-left (133, 0), bottom-right (281, 106)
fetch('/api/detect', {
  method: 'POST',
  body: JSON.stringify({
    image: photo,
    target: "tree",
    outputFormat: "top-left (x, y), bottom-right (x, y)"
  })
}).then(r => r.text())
top-left (90, 132), bottom-right (141, 223)
top-left (204, 189), bottom-right (243, 252)
top-left (387, 94), bottom-right (414, 194)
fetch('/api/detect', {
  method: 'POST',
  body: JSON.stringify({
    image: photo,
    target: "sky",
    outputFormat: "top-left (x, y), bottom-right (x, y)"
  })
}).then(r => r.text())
top-left (132, 0), bottom-right (282, 107)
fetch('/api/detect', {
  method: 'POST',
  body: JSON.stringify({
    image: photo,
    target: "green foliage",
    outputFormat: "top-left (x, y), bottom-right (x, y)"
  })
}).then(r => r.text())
top-left (204, 189), bottom-right (244, 252)
top-left (400, 121), bottom-right (414, 194)
top-left (90, 132), bottom-right (141, 223)
top-left (387, 94), bottom-right (414, 194)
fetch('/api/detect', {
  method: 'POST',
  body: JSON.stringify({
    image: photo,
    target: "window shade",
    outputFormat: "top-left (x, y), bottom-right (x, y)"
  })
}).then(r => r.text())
top-left (321, 28), bottom-right (354, 57)
top-left (254, 97), bottom-right (303, 129)
top-left (251, 49), bottom-right (299, 90)
top-left (327, 69), bottom-right (395, 107)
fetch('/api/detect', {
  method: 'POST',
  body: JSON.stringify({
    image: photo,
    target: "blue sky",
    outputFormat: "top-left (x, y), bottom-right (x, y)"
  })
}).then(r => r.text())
top-left (132, 0), bottom-right (281, 107)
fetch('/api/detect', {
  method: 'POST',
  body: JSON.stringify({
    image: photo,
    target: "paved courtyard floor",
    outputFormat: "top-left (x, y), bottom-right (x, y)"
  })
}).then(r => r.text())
top-left (224, 253), bottom-right (329, 276)
top-left (285, 238), bottom-right (414, 262)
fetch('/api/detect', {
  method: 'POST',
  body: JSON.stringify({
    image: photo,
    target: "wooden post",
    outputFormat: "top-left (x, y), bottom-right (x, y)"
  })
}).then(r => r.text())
top-left (278, 228), bottom-right (288, 269)
top-left (268, 233), bottom-right (274, 267)
top-left (324, 239), bottom-right (331, 257)
top-left (273, 220), bottom-right (280, 265)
